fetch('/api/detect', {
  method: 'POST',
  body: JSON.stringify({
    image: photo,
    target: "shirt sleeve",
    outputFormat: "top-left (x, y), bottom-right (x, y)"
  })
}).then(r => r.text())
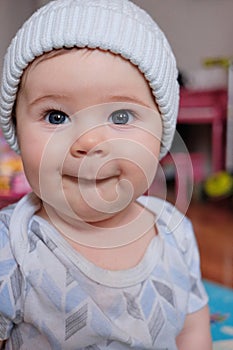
top-left (175, 214), bottom-right (209, 314)
top-left (0, 217), bottom-right (24, 340)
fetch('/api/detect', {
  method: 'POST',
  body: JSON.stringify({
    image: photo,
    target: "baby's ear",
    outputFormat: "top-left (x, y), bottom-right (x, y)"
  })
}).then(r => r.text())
top-left (12, 103), bottom-right (19, 151)
top-left (12, 103), bottom-right (17, 127)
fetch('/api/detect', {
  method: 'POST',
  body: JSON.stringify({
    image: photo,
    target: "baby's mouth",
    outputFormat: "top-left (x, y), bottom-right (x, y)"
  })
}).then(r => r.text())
top-left (64, 174), bottom-right (120, 185)
top-left (79, 175), bottom-right (119, 184)
top-left (65, 174), bottom-right (121, 202)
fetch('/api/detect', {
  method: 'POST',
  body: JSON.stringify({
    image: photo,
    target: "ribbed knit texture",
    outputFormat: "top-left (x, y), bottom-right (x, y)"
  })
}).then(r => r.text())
top-left (0, 0), bottom-right (179, 158)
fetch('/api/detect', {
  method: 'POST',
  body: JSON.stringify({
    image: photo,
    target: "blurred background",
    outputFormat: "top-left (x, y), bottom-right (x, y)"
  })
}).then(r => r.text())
top-left (0, 2), bottom-right (232, 345)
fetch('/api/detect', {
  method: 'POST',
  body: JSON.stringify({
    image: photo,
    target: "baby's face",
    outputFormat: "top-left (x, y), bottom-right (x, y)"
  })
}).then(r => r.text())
top-left (15, 48), bottom-right (162, 226)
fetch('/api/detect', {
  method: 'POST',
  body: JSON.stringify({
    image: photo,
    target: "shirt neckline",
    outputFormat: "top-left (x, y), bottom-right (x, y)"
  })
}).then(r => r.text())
top-left (31, 201), bottom-right (164, 288)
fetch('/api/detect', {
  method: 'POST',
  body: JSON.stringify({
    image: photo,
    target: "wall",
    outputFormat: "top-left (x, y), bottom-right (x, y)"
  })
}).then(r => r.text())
top-left (133, 0), bottom-right (233, 71)
top-left (0, 0), bottom-right (37, 74)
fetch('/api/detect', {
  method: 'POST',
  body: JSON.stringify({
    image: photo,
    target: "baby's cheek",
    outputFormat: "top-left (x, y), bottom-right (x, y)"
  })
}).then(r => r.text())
top-left (21, 153), bottom-right (41, 193)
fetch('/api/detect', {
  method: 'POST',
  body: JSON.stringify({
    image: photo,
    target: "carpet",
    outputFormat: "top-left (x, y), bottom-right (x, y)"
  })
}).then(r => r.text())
top-left (204, 280), bottom-right (233, 349)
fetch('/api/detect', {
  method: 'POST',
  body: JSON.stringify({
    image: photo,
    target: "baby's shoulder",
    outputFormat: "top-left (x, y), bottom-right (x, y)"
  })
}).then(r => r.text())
top-left (138, 195), bottom-right (195, 253)
top-left (0, 203), bottom-right (16, 230)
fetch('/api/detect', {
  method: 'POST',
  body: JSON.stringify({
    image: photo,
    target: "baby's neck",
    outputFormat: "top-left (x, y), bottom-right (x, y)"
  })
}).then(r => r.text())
top-left (37, 201), bottom-right (157, 270)
top-left (68, 223), bottom-right (156, 271)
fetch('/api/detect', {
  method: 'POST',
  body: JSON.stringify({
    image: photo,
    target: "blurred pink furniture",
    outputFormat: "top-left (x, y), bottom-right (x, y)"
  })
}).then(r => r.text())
top-left (178, 88), bottom-right (227, 172)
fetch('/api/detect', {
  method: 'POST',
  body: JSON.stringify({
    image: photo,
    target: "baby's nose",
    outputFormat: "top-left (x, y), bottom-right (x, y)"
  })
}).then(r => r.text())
top-left (70, 127), bottom-right (110, 158)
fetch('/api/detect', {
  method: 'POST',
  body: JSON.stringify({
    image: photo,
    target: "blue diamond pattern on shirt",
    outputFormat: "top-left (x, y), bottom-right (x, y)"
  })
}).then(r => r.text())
top-left (190, 276), bottom-right (203, 299)
top-left (0, 259), bottom-right (16, 278)
top-left (10, 268), bottom-right (22, 303)
top-left (140, 280), bottom-right (157, 319)
top-left (11, 327), bottom-right (23, 350)
top-left (41, 271), bottom-right (62, 311)
top-left (152, 280), bottom-right (175, 307)
top-left (65, 284), bottom-right (88, 314)
top-left (90, 304), bottom-right (112, 339)
top-left (0, 313), bottom-right (8, 338)
top-left (66, 269), bottom-right (75, 286)
top-left (148, 303), bottom-right (165, 345)
top-left (65, 303), bottom-right (88, 340)
top-left (124, 291), bottom-right (144, 321)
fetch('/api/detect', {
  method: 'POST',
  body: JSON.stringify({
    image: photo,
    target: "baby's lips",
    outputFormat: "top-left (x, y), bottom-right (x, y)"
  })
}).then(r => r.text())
top-left (63, 168), bottom-right (121, 182)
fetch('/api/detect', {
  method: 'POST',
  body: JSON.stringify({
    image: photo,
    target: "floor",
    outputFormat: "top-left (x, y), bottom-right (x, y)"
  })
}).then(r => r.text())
top-left (187, 197), bottom-right (233, 288)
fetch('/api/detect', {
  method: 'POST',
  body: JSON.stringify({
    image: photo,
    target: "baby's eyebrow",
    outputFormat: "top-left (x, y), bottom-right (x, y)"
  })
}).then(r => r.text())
top-left (27, 94), bottom-right (67, 108)
top-left (106, 94), bottom-right (152, 109)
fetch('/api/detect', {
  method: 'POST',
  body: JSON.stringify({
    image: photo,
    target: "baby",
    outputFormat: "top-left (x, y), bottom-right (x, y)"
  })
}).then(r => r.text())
top-left (0, 0), bottom-right (212, 349)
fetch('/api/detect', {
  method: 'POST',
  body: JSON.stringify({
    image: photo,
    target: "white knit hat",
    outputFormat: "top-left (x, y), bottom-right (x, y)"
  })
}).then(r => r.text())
top-left (0, 0), bottom-right (179, 159)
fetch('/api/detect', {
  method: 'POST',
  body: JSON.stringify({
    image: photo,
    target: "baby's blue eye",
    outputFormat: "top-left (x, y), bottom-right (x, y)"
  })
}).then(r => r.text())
top-left (45, 110), bottom-right (70, 125)
top-left (108, 110), bottom-right (134, 125)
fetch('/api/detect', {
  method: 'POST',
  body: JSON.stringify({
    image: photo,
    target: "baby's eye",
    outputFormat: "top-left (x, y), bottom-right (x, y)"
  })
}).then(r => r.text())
top-left (44, 110), bottom-right (70, 125)
top-left (108, 109), bottom-right (134, 125)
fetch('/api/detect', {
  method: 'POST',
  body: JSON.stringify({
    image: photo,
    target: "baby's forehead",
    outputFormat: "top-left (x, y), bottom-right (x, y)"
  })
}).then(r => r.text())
top-left (26, 47), bottom-right (133, 69)
top-left (21, 48), bottom-right (81, 85)
top-left (21, 47), bottom-right (145, 88)
top-left (32, 48), bottom-right (74, 67)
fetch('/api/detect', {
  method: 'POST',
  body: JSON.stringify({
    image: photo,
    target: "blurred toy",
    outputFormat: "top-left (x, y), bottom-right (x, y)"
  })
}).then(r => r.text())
top-left (203, 171), bottom-right (233, 200)
top-left (210, 312), bottom-right (229, 325)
